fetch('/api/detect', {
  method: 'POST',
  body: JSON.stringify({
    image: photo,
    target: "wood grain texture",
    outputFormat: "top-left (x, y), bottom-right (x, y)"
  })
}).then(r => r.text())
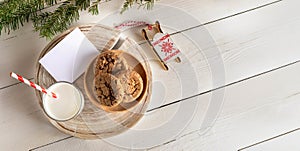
top-left (0, 0), bottom-right (274, 88)
top-left (241, 129), bottom-right (300, 151)
top-left (1, 0), bottom-right (298, 150)
top-left (0, 84), bottom-right (69, 151)
top-left (35, 25), bottom-right (152, 139)
top-left (149, 56), bottom-right (300, 151)
top-left (35, 0), bottom-right (300, 150)
top-left (33, 54), bottom-right (300, 150)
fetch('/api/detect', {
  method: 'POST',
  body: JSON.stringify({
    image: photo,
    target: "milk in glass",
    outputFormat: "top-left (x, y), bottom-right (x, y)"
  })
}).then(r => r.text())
top-left (43, 82), bottom-right (84, 121)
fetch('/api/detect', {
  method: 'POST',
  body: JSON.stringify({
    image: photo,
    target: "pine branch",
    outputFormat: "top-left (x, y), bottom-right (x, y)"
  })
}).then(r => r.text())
top-left (32, 1), bottom-right (79, 38)
top-left (31, 0), bottom-right (92, 38)
top-left (88, 0), bottom-right (101, 15)
top-left (0, 0), bottom-right (156, 39)
top-left (0, 0), bottom-right (64, 34)
top-left (0, 0), bottom-right (42, 34)
top-left (121, 0), bottom-right (154, 13)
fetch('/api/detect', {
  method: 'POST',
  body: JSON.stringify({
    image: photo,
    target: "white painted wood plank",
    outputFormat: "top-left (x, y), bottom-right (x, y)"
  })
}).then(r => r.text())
top-left (0, 84), bottom-right (69, 150)
top-left (28, 0), bottom-right (300, 144)
top-left (97, 0), bottom-right (300, 120)
top-left (33, 53), bottom-right (300, 151)
top-left (207, 0), bottom-right (300, 118)
top-left (242, 130), bottom-right (300, 151)
top-left (31, 138), bottom-right (124, 151)
top-left (1, 0), bottom-right (298, 150)
top-left (0, 0), bottom-right (274, 88)
top-left (209, 0), bottom-right (299, 88)
top-left (149, 61), bottom-right (300, 150)
top-left (28, 2), bottom-right (300, 148)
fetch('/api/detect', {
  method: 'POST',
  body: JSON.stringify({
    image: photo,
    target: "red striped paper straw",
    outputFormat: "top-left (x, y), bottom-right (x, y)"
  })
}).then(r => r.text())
top-left (10, 72), bottom-right (57, 99)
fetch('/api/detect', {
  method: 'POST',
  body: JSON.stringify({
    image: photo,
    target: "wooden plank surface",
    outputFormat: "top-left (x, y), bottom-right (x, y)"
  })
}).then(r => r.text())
top-left (0, 0), bottom-right (274, 88)
top-left (0, 84), bottom-right (69, 150)
top-left (32, 49), bottom-right (300, 151)
top-left (42, 0), bottom-right (298, 149)
top-left (148, 61), bottom-right (300, 151)
top-left (1, 0), bottom-right (300, 150)
top-left (242, 129), bottom-right (300, 151)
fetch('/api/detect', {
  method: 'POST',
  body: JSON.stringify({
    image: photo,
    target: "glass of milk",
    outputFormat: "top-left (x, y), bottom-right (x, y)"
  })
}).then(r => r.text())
top-left (42, 82), bottom-right (84, 121)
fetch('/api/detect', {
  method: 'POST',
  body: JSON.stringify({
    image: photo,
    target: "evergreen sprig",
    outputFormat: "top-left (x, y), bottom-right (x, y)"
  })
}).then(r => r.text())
top-left (121, 0), bottom-right (154, 13)
top-left (0, 0), bottom-right (156, 39)
top-left (32, 1), bottom-right (79, 38)
top-left (0, 0), bottom-right (41, 34)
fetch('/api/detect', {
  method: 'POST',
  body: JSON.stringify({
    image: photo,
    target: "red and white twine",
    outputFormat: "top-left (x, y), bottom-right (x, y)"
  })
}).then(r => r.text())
top-left (114, 20), bottom-right (152, 31)
top-left (10, 72), bottom-right (57, 99)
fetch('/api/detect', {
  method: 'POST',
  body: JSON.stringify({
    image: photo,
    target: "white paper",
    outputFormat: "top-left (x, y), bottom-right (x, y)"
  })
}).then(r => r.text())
top-left (39, 28), bottom-right (99, 83)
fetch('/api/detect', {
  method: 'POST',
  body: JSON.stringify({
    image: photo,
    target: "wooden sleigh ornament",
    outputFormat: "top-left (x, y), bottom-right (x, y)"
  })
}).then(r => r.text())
top-left (142, 21), bottom-right (181, 71)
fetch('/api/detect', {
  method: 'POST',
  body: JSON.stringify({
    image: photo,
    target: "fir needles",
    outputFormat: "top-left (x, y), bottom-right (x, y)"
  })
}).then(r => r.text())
top-left (0, 0), bottom-right (155, 39)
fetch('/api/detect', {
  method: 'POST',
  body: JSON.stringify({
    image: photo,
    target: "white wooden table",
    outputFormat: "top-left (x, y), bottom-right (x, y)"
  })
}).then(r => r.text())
top-left (1, 0), bottom-right (300, 150)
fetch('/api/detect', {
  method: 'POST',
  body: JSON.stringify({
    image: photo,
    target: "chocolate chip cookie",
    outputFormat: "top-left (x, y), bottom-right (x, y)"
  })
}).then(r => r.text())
top-left (93, 73), bottom-right (124, 107)
top-left (116, 69), bottom-right (143, 103)
top-left (94, 50), bottom-right (128, 75)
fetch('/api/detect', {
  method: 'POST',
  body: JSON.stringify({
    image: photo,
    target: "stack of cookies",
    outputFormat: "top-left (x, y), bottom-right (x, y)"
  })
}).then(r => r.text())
top-left (93, 50), bottom-right (144, 108)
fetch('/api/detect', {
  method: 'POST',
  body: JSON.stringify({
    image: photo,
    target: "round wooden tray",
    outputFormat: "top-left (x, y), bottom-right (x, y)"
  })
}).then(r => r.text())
top-left (35, 25), bottom-right (152, 139)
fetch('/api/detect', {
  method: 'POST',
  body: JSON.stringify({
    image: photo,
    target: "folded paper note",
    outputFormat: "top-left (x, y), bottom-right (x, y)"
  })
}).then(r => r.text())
top-left (39, 28), bottom-right (99, 83)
